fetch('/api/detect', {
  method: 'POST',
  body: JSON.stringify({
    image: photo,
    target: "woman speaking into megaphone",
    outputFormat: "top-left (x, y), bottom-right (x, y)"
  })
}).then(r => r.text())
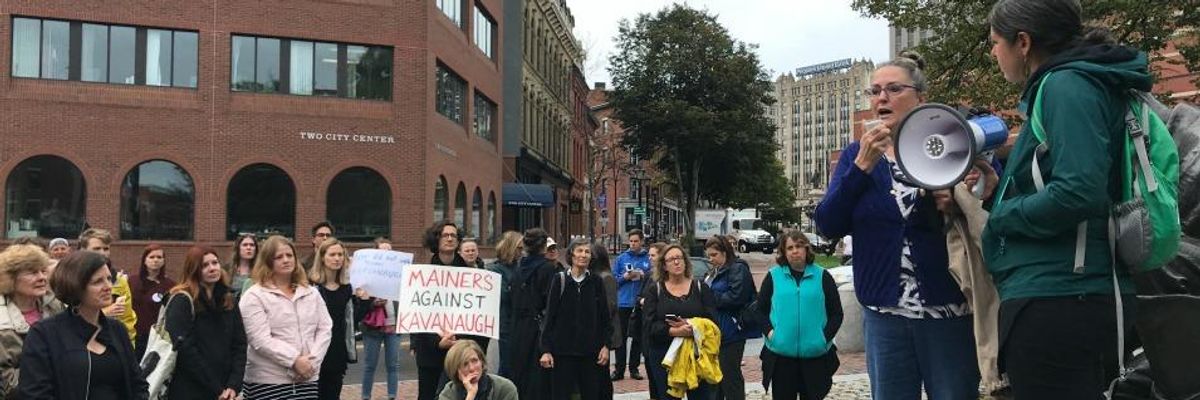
top-left (813, 51), bottom-right (989, 400)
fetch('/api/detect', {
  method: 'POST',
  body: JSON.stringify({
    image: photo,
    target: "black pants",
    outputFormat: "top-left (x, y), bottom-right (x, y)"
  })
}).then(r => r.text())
top-left (1002, 296), bottom-right (1131, 400)
top-left (417, 366), bottom-right (448, 400)
top-left (316, 370), bottom-right (345, 400)
top-left (552, 355), bottom-right (604, 400)
top-left (715, 340), bottom-right (745, 400)
top-left (613, 307), bottom-right (642, 373)
top-left (771, 355), bottom-right (833, 400)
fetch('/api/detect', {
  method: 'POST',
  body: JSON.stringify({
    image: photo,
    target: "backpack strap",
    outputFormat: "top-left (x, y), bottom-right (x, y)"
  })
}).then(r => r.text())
top-left (1029, 71), bottom-right (1089, 274)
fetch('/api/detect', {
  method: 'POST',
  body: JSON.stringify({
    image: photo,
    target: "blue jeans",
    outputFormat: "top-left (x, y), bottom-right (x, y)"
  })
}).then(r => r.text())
top-left (361, 329), bottom-right (402, 399)
top-left (863, 307), bottom-right (980, 400)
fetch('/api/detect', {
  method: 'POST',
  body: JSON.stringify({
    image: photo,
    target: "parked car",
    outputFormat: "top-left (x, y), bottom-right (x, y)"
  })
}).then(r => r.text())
top-left (805, 233), bottom-right (836, 256)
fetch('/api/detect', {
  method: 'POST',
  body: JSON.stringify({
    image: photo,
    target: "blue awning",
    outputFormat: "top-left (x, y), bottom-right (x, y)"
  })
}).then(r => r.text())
top-left (502, 183), bottom-right (555, 208)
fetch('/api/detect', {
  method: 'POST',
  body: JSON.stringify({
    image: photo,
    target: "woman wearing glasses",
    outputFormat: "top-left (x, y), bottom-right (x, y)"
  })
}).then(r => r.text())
top-left (814, 51), bottom-right (981, 399)
top-left (641, 244), bottom-right (717, 400)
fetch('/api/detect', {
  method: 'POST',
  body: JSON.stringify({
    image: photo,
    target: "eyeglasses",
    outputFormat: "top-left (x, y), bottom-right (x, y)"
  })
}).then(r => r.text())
top-left (664, 257), bottom-right (685, 264)
top-left (315, 232), bottom-right (332, 238)
top-left (440, 233), bottom-right (458, 239)
top-left (865, 83), bottom-right (919, 97)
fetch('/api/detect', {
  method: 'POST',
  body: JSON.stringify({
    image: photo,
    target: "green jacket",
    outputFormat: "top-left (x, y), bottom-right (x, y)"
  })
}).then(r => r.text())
top-left (983, 45), bottom-right (1151, 301)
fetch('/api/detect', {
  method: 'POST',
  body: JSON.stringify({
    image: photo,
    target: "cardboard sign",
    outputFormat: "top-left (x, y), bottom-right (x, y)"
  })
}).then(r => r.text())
top-left (348, 249), bottom-right (413, 301)
top-left (396, 264), bottom-right (501, 339)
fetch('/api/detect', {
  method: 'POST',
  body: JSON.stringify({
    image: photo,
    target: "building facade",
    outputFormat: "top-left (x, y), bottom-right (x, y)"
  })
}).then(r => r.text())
top-left (770, 59), bottom-right (874, 206)
top-left (890, 25), bottom-right (934, 58)
top-left (499, 0), bottom-right (582, 241)
top-left (1, 0), bottom-right (505, 270)
top-left (587, 84), bottom-right (683, 249)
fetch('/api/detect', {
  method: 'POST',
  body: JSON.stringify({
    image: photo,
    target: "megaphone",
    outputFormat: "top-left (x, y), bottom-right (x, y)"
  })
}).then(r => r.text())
top-left (894, 103), bottom-right (1009, 190)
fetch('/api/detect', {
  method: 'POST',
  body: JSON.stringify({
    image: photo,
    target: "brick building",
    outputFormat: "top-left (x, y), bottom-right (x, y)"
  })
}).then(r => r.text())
top-left (1, 0), bottom-right (506, 272)
top-left (587, 84), bottom-right (684, 249)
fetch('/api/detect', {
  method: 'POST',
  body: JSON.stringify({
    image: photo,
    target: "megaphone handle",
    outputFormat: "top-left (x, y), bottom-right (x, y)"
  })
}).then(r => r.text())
top-left (972, 179), bottom-right (986, 199)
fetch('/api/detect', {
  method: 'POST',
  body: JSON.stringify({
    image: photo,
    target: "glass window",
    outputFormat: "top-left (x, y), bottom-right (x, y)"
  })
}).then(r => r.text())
top-left (120, 160), bottom-right (195, 240)
top-left (472, 188), bottom-right (482, 239)
top-left (348, 46), bottom-right (392, 100)
top-left (256, 38), bottom-right (281, 92)
top-left (474, 6), bottom-right (494, 58)
top-left (109, 26), bottom-right (136, 84)
top-left (474, 91), bottom-right (496, 141)
top-left (172, 31), bottom-right (198, 88)
top-left (4, 155), bottom-right (87, 239)
top-left (145, 29), bottom-right (173, 86)
top-left (434, 176), bottom-right (448, 222)
top-left (231, 35), bottom-right (257, 90)
top-left (12, 18), bottom-right (41, 78)
top-left (41, 20), bottom-right (69, 80)
top-left (314, 42), bottom-right (338, 96)
top-left (454, 183), bottom-right (467, 231)
top-left (436, 63), bottom-right (466, 123)
top-left (290, 40), bottom-right (314, 95)
top-left (226, 163), bottom-right (295, 240)
top-left (487, 192), bottom-right (496, 245)
top-left (438, 0), bottom-right (462, 27)
top-left (81, 24), bottom-right (108, 82)
top-left (327, 167), bottom-right (391, 242)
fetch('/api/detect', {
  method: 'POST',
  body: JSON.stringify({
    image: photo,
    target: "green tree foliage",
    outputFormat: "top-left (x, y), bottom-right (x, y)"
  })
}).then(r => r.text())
top-left (608, 5), bottom-right (795, 244)
top-left (851, 0), bottom-right (1200, 109)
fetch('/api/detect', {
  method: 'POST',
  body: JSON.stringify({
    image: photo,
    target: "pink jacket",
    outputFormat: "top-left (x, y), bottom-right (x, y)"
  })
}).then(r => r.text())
top-left (239, 283), bottom-right (333, 384)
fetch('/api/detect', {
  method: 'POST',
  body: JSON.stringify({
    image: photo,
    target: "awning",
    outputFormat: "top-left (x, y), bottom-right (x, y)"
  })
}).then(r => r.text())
top-left (502, 183), bottom-right (555, 208)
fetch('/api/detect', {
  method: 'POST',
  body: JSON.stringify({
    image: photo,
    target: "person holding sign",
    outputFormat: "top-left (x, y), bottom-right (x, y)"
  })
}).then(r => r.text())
top-left (539, 239), bottom-right (613, 400)
top-left (239, 236), bottom-right (333, 400)
top-left (415, 221), bottom-right (490, 400)
top-left (360, 237), bottom-right (403, 400)
top-left (309, 239), bottom-right (371, 400)
top-left (439, 340), bottom-right (518, 400)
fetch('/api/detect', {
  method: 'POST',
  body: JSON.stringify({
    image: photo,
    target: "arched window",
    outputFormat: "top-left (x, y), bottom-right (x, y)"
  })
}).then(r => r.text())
top-left (472, 188), bottom-right (482, 239)
top-left (120, 160), bottom-right (195, 240)
top-left (454, 183), bottom-right (467, 232)
top-left (487, 191), bottom-right (497, 245)
top-left (434, 176), bottom-right (448, 222)
top-left (328, 167), bottom-right (390, 242)
top-left (4, 155), bottom-right (86, 239)
top-left (226, 163), bottom-right (295, 240)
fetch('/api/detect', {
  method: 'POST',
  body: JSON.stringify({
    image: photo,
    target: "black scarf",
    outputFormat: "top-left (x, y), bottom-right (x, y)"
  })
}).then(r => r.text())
top-left (454, 374), bottom-right (493, 400)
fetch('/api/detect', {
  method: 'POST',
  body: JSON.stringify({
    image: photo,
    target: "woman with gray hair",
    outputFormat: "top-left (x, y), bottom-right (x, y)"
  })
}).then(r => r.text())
top-left (0, 244), bottom-right (65, 397)
top-left (539, 239), bottom-right (612, 400)
top-left (814, 50), bottom-right (981, 399)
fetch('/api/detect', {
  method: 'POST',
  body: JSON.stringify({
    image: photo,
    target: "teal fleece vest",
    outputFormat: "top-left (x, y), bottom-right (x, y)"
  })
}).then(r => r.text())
top-left (764, 264), bottom-right (830, 358)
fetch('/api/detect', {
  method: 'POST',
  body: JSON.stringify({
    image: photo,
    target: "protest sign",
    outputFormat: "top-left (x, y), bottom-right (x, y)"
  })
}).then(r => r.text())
top-left (348, 249), bottom-right (413, 301)
top-left (397, 264), bottom-right (501, 339)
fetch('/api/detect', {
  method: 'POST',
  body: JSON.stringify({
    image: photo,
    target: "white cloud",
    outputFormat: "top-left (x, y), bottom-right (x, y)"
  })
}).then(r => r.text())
top-left (565, 0), bottom-right (890, 86)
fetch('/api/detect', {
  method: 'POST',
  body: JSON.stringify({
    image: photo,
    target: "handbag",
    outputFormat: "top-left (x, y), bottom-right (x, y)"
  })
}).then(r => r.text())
top-left (141, 292), bottom-right (193, 400)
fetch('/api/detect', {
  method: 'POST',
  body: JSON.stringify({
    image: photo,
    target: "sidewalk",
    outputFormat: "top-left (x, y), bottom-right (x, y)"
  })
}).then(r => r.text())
top-left (341, 352), bottom-right (870, 399)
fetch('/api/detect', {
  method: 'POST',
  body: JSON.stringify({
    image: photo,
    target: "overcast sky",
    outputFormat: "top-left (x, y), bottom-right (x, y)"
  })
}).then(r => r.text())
top-left (564, 0), bottom-right (891, 87)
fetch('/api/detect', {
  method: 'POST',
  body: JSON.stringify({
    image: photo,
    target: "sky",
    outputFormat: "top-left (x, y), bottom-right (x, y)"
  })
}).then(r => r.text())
top-left (564, 0), bottom-right (891, 87)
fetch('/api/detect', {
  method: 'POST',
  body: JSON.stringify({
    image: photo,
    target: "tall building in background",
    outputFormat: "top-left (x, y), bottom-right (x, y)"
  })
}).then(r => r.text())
top-left (770, 59), bottom-right (874, 208)
top-left (1, 0), bottom-right (506, 267)
top-left (890, 25), bottom-right (935, 58)
top-left (500, 0), bottom-right (583, 240)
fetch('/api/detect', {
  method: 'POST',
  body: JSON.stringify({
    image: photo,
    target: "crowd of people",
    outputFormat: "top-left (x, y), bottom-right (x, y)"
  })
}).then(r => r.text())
top-left (0, 216), bottom-right (852, 400)
top-left (0, 1), bottom-right (1161, 399)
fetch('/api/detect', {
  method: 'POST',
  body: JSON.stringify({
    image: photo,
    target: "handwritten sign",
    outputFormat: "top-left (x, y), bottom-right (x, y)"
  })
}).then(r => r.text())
top-left (349, 249), bottom-right (413, 301)
top-left (397, 264), bottom-right (501, 339)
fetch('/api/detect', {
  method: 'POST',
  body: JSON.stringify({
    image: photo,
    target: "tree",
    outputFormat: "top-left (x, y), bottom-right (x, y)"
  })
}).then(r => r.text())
top-left (608, 5), bottom-right (792, 247)
top-left (851, 0), bottom-right (1200, 109)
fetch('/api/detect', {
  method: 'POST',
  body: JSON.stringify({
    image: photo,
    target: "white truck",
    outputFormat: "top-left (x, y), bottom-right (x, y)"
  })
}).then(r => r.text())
top-left (694, 208), bottom-right (776, 254)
